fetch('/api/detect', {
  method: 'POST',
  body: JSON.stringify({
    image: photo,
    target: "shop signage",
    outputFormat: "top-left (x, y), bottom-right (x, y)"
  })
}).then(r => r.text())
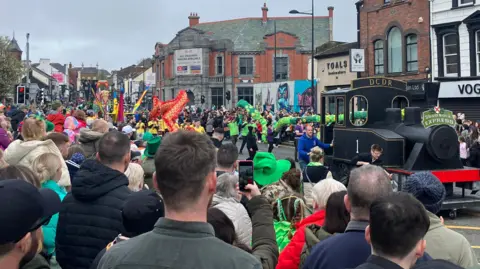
top-left (326, 60), bottom-right (348, 75)
top-left (350, 49), bottom-right (365, 72)
top-left (421, 106), bottom-right (455, 128)
top-left (175, 48), bottom-right (203, 75)
top-left (438, 80), bottom-right (480, 98)
top-left (352, 77), bottom-right (406, 90)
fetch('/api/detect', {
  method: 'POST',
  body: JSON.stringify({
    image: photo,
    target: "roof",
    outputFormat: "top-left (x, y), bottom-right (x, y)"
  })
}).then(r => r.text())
top-left (70, 67), bottom-right (111, 76)
top-left (315, 41), bottom-right (358, 59)
top-left (50, 63), bottom-right (66, 73)
top-left (7, 37), bottom-right (22, 52)
top-left (187, 17), bottom-right (330, 52)
top-left (115, 65), bottom-right (148, 80)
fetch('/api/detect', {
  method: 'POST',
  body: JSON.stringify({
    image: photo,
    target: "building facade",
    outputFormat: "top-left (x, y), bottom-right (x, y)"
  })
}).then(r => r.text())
top-left (357, 0), bottom-right (431, 89)
top-left (432, 0), bottom-right (480, 119)
top-left (154, 4), bottom-right (334, 109)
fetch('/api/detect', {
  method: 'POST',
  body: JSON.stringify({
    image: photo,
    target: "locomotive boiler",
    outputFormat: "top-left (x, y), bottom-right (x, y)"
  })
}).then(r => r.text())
top-left (319, 77), bottom-right (480, 219)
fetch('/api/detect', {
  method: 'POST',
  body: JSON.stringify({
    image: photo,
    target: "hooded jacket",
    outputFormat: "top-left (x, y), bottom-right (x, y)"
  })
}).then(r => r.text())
top-left (298, 133), bottom-right (330, 164)
top-left (55, 159), bottom-right (132, 269)
top-left (4, 139), bottom-right (71, 187)
top-left (78, 128), bottom-right (105, 158)
top-left (46, 112), bottom-right (66, 133)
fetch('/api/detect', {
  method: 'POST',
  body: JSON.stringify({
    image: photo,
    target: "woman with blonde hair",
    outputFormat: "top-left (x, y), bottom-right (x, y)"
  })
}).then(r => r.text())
top-left (4, 118), bottom-right (71, 188)
top-left (303, 146), bottom-right (332, 206)
top-left (32, 153), bottom-right (66, 265)
top-left (124, 163), bottom-right (146, 192)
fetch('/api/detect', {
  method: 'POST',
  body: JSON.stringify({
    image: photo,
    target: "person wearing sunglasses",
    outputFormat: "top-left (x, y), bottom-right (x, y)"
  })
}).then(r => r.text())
top-left (0, 179), bottom-right (61, 269)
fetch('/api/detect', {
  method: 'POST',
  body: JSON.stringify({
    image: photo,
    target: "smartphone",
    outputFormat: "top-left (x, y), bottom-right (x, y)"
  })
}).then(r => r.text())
top-left (238, 160), bottom-right (254, 192)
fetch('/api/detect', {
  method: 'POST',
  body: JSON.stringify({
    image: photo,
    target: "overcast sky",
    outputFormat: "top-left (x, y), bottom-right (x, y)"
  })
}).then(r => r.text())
top-left (0, 0), bottom-right (356, 71)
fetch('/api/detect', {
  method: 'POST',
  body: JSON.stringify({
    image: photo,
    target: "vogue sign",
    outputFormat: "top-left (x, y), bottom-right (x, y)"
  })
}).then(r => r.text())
top-left (438, 80), bottom-right (480, 98)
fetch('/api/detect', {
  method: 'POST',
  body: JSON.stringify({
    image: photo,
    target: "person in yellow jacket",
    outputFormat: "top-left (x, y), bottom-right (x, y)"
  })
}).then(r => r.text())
top-left (147, 119), bottom-right (159, 136)
top-left (193, 119), bottom-right (205, 134)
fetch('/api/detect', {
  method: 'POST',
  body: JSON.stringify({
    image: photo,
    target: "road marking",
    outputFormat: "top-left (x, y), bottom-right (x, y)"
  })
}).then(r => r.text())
top-left (446, 225), bottom-right (480, 231)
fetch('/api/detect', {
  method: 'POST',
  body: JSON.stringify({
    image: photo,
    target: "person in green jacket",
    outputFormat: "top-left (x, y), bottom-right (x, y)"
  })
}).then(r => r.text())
top-left (32, 153), bottom-right (67, 266)
top-left (227, 119), bottom-right (240, 146)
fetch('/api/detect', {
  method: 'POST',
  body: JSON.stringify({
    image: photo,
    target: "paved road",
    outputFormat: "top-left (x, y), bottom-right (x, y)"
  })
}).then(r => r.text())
top-left (228, 139), bottom-right (480, 260)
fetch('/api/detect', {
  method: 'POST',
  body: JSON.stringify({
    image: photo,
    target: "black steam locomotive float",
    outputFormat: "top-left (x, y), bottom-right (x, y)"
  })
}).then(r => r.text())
top-left (319, 77), bottom-right (480, 219)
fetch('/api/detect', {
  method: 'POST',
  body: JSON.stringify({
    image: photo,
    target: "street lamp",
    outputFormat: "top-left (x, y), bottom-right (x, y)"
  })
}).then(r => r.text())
top-left (289, 1), bottom-right (316, 113)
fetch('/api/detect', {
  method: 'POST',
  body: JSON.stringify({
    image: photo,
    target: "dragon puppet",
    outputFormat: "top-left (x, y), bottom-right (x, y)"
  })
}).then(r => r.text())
top-left (149, 90), bottom-right (188, 132)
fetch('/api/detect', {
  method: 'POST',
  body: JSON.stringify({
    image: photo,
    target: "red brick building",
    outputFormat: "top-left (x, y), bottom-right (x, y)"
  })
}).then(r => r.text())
top-left (357, 0), bottom-right (431, 86)
top-left (153, 4), bottom-right (334, 108)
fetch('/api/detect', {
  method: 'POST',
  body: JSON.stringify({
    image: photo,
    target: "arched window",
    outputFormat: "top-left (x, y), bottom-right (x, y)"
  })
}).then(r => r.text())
top-left (388, 27), bottom-right (402, 73)
top-left (406, 34), bottom-right (418, 72)
top-left (374, 40), bottom-right (384, 74)
top-left (443, 33), bottom-right (459, 76)
top-left (476, 30), bottom-right (480, 75)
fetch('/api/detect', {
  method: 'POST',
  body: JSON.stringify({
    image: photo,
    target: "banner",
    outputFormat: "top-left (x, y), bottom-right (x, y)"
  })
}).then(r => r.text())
top-left (175, 49), bottom-right (203, 75)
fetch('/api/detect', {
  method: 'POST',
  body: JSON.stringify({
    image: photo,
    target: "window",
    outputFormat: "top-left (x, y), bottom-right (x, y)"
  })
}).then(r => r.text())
top-left (374, 40), bottom-right (384, 74)
top-left (156, 64), bottom-right (160, 81)
top-left (211, 88), bottom-right (224, 108)
top-left (406, 34), bottom-right (418, 72)
top-left (171, 88), bottom-right (175, 100)
top-left (477, 31), bottom-right (480, 75)
top-left (460, 0), bottom-right (474, 5)
top-left (237, 87), bottom-right (253, 104)
top-left (388, 27), bottom-right (402, 73)
top-left (239, 57), bottom-right (254, 76)
top-left (443, 33), bottom-right (459, 76)
top-left (275, 57), bottom-right (289, 80)
top-left (349, 96), bottom-right (368, 126)
top-left (216, 56), bottom-right (223, 75)
top-left (161, 62), bottom-right (165, 79)
top-left (392, 96), bottom-right (409, 109)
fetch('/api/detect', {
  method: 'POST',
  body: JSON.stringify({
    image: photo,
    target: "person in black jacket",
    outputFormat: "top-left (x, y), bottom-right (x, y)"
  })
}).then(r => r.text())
top-left (10, 105), bottom-right (27, 138)
top-left (55, 131), bottom-right (133, 269)
top-left (246, 126), bottom-right (258, 160)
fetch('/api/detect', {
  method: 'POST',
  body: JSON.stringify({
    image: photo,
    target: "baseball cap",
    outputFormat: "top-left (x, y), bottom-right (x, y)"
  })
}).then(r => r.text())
top-left (122, 125), bottom-right (135, 134)
top-left (122, 190), bottom-right (164, 237)
top-left (0, 179), bottom-right (61, 244)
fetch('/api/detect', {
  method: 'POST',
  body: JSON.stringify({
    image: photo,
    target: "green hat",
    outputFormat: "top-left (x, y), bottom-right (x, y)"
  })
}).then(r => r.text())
top-left (253, 152), bottom-right (291, 186)
top-left (45, 120), bottom-right (55, 132)
top-left (143, 132), bottom-right (154, 142)
top-left (144, 136), bottom-right (161, 158)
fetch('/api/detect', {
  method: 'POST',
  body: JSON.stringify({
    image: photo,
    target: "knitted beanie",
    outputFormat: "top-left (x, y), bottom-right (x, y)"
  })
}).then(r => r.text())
top-left (403, 172), bottom-right (446, 214)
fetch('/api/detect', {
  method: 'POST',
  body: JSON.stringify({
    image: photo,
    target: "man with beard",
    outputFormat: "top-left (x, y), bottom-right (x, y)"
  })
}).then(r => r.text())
top-left (0, 179), bottom-right (61, 269)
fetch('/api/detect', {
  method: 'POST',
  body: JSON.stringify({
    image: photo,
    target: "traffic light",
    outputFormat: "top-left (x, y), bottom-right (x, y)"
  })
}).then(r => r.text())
top-left (17, 85), bottom-right (25, 104)
top-left (226, 91), bottom-right (231, 101)
top-left (201, 95), bottom-right (205, 104)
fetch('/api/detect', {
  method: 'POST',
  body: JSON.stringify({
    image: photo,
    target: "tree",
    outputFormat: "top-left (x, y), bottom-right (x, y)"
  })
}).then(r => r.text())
top-left (0, 36), bottom-right (24, 98)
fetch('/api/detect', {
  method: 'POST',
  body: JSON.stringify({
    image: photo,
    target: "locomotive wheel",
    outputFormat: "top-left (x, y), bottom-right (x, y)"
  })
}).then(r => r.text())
top-left (449, 209), bottom-right (457, 220)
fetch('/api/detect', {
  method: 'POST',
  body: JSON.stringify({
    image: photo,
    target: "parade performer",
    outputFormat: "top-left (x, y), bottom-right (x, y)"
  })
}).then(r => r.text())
top-left (237, 100), bottom-right (268, 142)
top-left (149, 90), bottom-right (188, 133)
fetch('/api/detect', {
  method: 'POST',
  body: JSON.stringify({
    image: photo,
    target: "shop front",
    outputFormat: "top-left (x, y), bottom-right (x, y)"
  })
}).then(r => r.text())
top-left (438, 80), bottom-right (480, 120)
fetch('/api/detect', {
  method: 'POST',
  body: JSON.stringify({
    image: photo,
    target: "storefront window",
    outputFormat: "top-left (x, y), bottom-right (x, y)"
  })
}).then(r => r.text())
top-left (238, 87), bottom-right (253, 104)
top-left (211, 88), bottom-right (224, 108)
top-left (476, 30), bottom-right (480, 75)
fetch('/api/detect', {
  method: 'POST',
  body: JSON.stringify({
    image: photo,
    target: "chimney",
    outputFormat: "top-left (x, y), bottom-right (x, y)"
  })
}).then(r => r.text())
top-left (262, 3), bottom-right (268, 23)
top-left (69, 62), bottom-right (72, 69)
top-left (189, 12), bottom-right (200, 27)
top-left (328, 6), bottom-right (334, 41)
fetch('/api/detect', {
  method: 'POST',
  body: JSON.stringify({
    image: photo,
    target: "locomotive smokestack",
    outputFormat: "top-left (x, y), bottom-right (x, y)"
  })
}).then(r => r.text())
top-left (404, 107), bottom-right (422, 126)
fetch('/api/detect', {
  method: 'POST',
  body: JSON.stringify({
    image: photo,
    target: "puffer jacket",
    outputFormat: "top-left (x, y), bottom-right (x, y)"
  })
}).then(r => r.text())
top-left (212, 194), bottom-right (252, 246)
top-left (78, 128), bottom-right (105, 158)
top-left (55, 159), bottom-right (132, 269)
top-left (276, 210), bottom-right (326, 269)
top-left (4, 139), bottom-right (71, 187)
